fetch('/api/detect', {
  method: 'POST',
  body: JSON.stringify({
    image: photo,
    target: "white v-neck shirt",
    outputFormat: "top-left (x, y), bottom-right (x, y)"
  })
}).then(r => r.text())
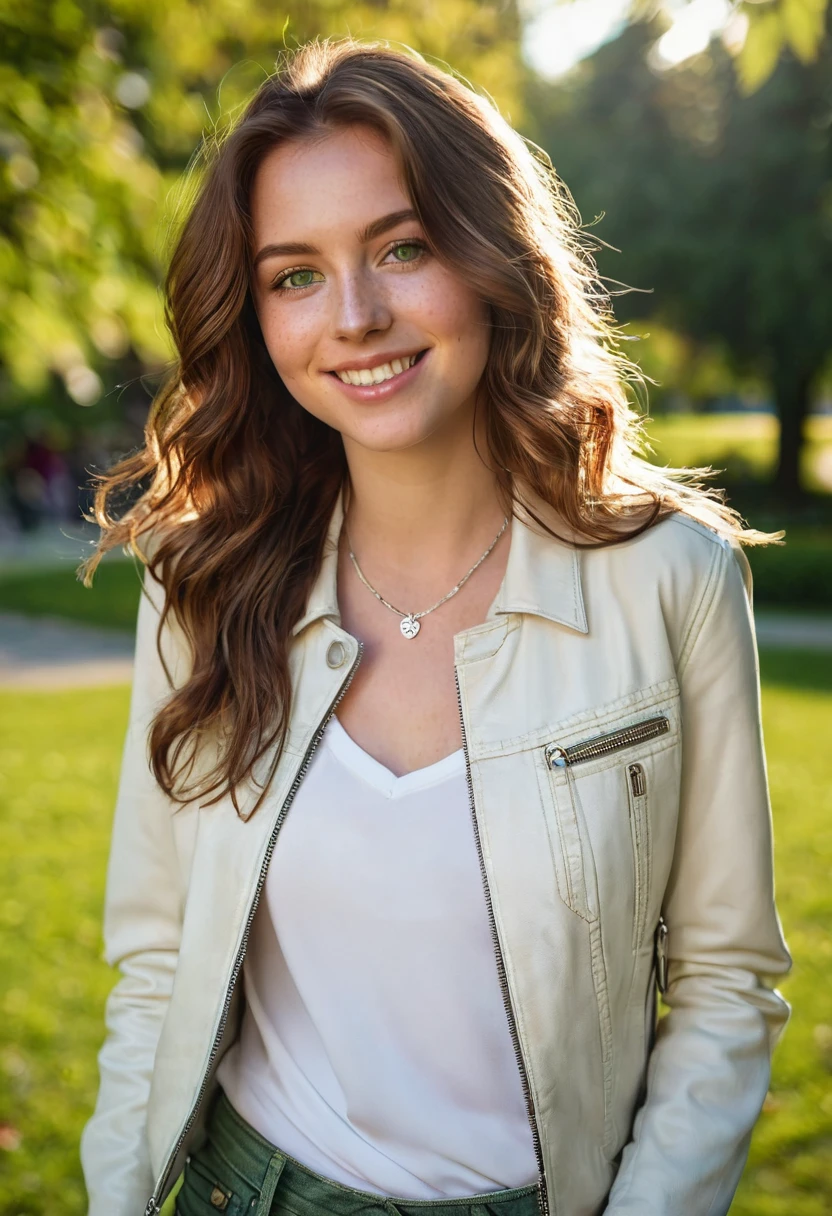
top-left (215, 713), bottom-right (538, 1199)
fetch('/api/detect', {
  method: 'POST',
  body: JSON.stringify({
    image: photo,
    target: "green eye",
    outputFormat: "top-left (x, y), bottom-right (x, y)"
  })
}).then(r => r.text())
top-left (392, 242), bottom-right (421, 262)
top-left (285, 269), bottom-right (315, 288)
top-left (273, 267), bottom-right (324, 291)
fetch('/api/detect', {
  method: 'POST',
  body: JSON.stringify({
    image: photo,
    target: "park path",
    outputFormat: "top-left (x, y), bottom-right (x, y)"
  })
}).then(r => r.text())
top-left (0, 613), bottom-right (135, 688)
top-left (753, 612), bottom-right (832, 650)
top-left (1, 609), bottom-right (831, 690)
top-left (0, 520), bottom-right (135, 687)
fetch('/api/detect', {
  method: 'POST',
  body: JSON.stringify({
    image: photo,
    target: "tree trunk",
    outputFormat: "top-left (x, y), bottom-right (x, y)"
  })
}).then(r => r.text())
top-left (773, 364), bottom-right (813, 503)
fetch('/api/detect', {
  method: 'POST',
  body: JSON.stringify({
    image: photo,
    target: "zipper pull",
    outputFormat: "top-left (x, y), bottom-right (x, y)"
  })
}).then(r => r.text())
top-left (546, 745), bottom-right (568, 769)
top-left (655, 916), bottom-right (669, 994)
top-left (628, 762), bottom-right (646, 798)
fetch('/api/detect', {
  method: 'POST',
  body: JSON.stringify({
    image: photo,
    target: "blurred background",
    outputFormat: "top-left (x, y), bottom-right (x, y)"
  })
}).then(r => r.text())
top-left (0, 1), bottom-right (830, 1212)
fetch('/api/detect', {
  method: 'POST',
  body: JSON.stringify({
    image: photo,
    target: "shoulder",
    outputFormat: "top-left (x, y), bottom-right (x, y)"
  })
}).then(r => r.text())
top-left (519, 484), bottom-right (737, 591)
top-left (580, 509), bottom-right (752, 664)
top-left (585, 508), bottom-right (744, 595)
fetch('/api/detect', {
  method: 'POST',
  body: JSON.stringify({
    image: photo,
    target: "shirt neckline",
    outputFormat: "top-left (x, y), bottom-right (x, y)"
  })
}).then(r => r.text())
top-left (326, 714), bottom-right (466, 799)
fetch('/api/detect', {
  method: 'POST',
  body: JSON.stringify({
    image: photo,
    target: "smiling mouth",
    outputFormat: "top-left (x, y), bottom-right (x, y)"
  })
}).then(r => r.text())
top-left (329, 349), bottom-right (428, 387)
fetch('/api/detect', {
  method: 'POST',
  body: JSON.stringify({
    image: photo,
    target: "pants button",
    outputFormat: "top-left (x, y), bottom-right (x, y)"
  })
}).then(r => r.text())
top-left (326, 640), bottom-right (347, 669)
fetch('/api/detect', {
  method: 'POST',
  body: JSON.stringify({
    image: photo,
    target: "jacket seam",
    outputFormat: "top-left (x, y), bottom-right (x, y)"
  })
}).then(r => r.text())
top-left (590, 918), bottom-right (615, 1152)
top-left (676, 539), bottom-right (727, 680)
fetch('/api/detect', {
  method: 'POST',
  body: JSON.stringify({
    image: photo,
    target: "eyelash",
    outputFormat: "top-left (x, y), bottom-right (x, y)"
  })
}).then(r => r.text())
top-left (269, 238), bottom-right (428, 294)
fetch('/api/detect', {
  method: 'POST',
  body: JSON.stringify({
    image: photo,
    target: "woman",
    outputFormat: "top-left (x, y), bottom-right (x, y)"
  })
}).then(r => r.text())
top-left (80, 37), bottom-right (792, 1216)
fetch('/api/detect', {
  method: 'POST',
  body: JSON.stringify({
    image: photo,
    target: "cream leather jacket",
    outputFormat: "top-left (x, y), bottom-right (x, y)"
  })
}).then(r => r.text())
top-left (81, 492), bottom-right (792, 1216)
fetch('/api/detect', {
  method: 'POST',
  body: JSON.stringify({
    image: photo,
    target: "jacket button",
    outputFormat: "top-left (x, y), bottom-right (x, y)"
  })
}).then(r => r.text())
top-left (326, 640), bottom-right (347, 669)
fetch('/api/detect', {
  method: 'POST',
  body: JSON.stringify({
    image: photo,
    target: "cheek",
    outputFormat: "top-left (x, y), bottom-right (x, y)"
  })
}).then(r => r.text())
top-left (258, 307), bottom-right (317, 383)
top-left (404, 273), bottom-right (489, 356)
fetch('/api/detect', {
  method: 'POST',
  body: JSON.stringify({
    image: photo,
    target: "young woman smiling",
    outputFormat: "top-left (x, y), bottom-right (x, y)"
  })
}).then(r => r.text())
top-left (80, 37), bottom-right (792, 1216)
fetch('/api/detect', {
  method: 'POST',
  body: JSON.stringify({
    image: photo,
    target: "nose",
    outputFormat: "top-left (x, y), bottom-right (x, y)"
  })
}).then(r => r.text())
top-left (330, 268), bottom-right (392, 342)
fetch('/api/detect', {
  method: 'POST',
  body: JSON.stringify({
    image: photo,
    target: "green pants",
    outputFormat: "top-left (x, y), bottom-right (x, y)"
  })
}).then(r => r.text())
top-left (174, 1085), bottom-right (542, 1216)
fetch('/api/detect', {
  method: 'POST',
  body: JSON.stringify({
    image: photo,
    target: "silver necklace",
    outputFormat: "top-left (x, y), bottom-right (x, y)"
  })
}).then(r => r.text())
top-left (346, 516), bottom-right (509, 639)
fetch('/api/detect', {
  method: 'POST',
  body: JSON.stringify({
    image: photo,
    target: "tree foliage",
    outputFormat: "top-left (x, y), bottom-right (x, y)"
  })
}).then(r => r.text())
top-left (527, 12), bottom-right (832, 497)
top-left (0, 0), bottom-right (523, 442)
top-left (736, 0), bottom-right (829, 92)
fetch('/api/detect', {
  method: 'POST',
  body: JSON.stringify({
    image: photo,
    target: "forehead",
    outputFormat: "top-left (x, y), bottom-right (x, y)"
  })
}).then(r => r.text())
top-left (250, 124), bottom-right (412, 242)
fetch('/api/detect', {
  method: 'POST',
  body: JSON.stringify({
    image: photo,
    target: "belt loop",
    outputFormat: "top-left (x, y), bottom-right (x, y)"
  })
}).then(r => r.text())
top-left (255, 1150), bottom-right (286, 1216)
top-left (383, 1202), bottom-right (404, 1216)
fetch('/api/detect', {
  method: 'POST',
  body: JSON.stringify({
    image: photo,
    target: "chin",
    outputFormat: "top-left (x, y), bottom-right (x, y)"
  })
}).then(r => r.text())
top-left (342, 426), bottom-right (433, 454)
top-left (342, 411), bottom-right (459, 454)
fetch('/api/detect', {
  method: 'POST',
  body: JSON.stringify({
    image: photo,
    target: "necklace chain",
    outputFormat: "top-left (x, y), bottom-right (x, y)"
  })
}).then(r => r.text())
top-left (346, 515), bottom-right (509, 639)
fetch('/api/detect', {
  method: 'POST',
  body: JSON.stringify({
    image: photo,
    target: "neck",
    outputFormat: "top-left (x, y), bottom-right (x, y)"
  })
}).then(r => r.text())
top-left (341, 409), bottom-right (508, 580)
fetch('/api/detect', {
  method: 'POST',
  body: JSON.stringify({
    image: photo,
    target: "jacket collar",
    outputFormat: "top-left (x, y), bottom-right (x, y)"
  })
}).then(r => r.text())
top-left (290, 484), bottom-right (588, 638)
top-left (489, 490), bottom-right (588, 633)
top-left (290, 491), bottom-right (347, 638)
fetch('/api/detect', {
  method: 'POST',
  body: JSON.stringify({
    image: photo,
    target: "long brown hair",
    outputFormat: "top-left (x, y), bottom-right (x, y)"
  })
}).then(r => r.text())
top-left (84, 36), bottom-right (780, 814)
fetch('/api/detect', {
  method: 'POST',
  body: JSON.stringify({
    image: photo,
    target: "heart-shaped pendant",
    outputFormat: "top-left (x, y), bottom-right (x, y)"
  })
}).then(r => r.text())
top-left (400, 614), bottom-right (421, 639)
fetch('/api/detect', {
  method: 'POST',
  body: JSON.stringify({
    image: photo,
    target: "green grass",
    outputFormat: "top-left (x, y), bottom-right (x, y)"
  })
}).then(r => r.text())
top-left (0, 687), bottom-right (130, 1215)
top-left (0, 652), bottom-right (830, 1213)
top-left (729, 651), bottom-right (832, 1216)
top-left (648, 412), bottom-right (776, 482)
top-left (645, 413), bottom-right (832, 495)
top-left (0, 558), bottom-right (144, 632)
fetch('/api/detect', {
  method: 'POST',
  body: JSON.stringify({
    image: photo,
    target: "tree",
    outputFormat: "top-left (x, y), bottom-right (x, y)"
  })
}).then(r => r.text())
top-left (527, 12), bottom-right (832, 499)
top-left (0, 0), bottom-right (523, 447)
top-left (733, 0), bottom-right (829, 92)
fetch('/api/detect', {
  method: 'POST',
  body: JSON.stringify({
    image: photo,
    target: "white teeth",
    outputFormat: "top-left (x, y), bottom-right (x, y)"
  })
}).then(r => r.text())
top-left (368, 364), bottom-right (388, 384)
top-left (335, 351), bottom-right (421, 386)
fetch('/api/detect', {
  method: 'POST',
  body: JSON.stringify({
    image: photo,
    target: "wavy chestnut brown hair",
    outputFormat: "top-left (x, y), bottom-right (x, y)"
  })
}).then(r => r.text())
top-left (83, 35), bottom-right (781, 815)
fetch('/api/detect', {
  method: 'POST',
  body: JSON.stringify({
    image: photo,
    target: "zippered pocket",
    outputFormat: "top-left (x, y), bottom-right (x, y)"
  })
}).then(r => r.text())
top-left (626, 762), bottom-right (650, 955)
top-left (540, 712), bottom-right (670, 922)
top-left (545, 714), bottom-right (669, 770)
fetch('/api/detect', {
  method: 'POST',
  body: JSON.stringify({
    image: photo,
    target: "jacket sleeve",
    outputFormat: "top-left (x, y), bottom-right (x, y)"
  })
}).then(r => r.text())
top-left (81, 565), bottom-right (189, 1216)
top-left (604, 534), bottom-right (792, 1215)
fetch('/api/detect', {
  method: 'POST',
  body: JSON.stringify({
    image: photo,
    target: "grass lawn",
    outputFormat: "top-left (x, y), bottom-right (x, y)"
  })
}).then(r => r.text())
top-left (0, 653), bottom-right (830, 1214)
top-left (645, 413), bottom-right (832, 495)
top-left (0, 687), bottom-right (130, 1215)
top-left (0, 557), bottom-right (144, 633)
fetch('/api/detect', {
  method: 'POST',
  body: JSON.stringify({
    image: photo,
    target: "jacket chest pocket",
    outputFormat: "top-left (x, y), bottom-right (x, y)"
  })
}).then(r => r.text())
top-left (538, 704), bottom-right (679, 949)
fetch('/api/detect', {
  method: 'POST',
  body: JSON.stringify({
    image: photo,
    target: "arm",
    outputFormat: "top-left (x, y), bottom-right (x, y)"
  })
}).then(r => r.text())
top-left (81, 565), bottom-right (189, 1216)
top-left (605, 535), bottom-right (792, 1215)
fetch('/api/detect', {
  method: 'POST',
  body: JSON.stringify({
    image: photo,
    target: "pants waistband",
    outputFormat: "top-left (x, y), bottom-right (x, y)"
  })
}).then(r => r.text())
top-left (205, 1086), bottom-right (542, 1216)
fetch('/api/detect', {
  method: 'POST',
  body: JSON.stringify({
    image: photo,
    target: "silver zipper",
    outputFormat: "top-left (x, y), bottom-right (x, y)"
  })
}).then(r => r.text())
top-left (545, 714), bottom-right (669, 770)
top-left (454, 668), bottom-right (550, 1216)
top-left (144, 641), bottom-right (364, 1216)
top-left (626, 763), bottom-right (649, 955)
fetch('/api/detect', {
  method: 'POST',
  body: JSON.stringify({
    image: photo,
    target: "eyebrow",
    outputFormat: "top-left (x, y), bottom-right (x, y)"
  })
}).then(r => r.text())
top-left (252, 208), bottom-right (419, 269)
